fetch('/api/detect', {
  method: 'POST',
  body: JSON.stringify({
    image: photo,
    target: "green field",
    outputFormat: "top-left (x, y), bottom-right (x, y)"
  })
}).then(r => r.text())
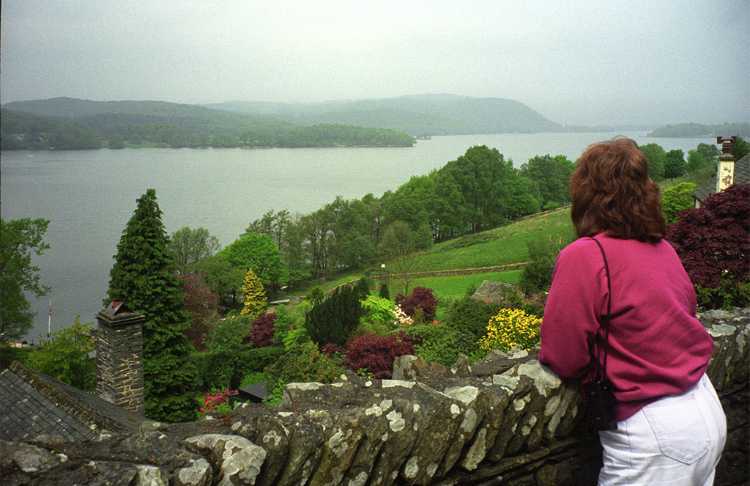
top-left (408, 270), bottom-right (521, 300)
top-left (404, 207), bottom-right (574, 272)
top-left (289, 208), bottom-right (572, 302)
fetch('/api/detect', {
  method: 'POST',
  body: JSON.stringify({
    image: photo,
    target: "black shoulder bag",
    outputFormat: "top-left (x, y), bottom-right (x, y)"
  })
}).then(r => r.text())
top-left (582, 237), bottom-right (618, 431)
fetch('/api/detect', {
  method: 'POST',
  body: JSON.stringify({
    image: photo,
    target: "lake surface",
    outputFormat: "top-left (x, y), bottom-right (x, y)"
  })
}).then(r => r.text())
top-left (1, 132), bottom-right (711, 340)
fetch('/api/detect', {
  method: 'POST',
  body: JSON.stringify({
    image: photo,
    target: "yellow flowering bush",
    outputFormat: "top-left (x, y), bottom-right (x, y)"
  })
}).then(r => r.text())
top-left (479, 308), bottom-right (541, 352)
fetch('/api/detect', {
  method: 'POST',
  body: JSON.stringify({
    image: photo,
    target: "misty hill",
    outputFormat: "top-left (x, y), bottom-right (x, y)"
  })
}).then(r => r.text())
top-left (207, 94), bottom-right (563, 136)
top-left (1, 97), bottom-right (415, 150)
top-left (647, 122), bottom-right (750, 138)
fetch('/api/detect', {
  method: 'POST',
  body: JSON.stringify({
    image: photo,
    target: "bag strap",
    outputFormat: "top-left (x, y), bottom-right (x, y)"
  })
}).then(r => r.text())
top-left (588, 236), bottom-right (612, 382)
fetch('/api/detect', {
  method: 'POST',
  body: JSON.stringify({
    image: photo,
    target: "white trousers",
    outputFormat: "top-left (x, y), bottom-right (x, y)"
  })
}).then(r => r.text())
top-left (598, 374), bottom-right (727, 486)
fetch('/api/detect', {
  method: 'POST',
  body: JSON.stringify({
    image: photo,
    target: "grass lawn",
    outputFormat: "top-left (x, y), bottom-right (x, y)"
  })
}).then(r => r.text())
top-left (404, 208), bottom-right (574, 272)
top-left (381, 269), bottom-right (521, 303)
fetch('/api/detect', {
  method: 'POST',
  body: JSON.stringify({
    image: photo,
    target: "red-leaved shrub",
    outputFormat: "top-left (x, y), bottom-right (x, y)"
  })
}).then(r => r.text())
top-left (396, 287), bottom-right (438, 321)
top-left (246, 312), bottom-right (276, 348)
top-left (667, 184), bottom-right (750, 308)
top-left (321, 343), bottom-right (344, 356)
top-left (179, 273), bottom-right (219, 350)
top-left (344, 332), bottom-right (415, 379)
top-left (667, 184), bottom-right (750, 289)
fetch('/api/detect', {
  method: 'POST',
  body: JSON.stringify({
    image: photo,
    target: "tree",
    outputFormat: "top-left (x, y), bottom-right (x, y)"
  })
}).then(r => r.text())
top-left (305, 284), bottom-right (363, 346)
top-left (193, 254), bottom-right (244, 306)
top-left (220, 232), bottom-right (286, 288)
top-left (170, 227), bottom-right (220, 273)
top-left (178, 273), bottom-right (219, 350)
top-left (0, 218), bottom-right (49, 341)
top-left (106, 189), bottom-right (197, 422)
top-left (639, 143), bottom-right (666, 181)
top-left (662, 182), bottom-right (697, 224)
top-left (379, 221), bottom-right (420, 295)
top-left (240, 269), bottom-right (267, 318)
top-left (664, 149), bottom-right (687, 179)
top-left (26, 318), bottom-right (95, 390)
top-left (520, 154), bottom-right (575, 208)
top-left (733, 136), bottom-right (749, 161)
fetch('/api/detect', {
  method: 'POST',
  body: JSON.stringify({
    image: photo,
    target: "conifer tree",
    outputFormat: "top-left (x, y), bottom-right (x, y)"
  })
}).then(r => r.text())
top-left (106, 189), bottom-right (197, 422)
top-left (240, 269), bottom-right (267, 318)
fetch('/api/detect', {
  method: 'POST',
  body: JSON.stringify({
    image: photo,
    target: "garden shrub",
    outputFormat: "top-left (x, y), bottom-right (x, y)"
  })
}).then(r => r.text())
top-left (199, 389), bottom-right (238, 416)
top-left (396, 287), bottom-right (438, 321)
top-left (25, 318), bottom-right (96, 390)
top-left (305, 284), bottom-right (363, 346)
top-left (240, 269), bottom-right (267, 318)
top-left (247, 312), bottom-right (275, 348)
top-left (444, 296), bottom-right (500, 342)
top-left (344, 332), bottom-right (414, 378)
top-left (662, 182), bottom-right (697, 224)
top-left (358, 295), bottom-right (397, 335)
top-left (264, 341), bottom-right (345, 395)
top-left (379, 283), bottom-right (390, 299)
top-left (402, 324), bottom-right (464, 367)
top-left (667, 184), bottom-right (750, 309)
top-left (520, 237), bottom-right (570, 295)
top-left (194, 346), bottom-right (284, 391)
top-left (480, 308), bottom-right (542, 352)
top-left (179, 273), bottom-right (219, 350)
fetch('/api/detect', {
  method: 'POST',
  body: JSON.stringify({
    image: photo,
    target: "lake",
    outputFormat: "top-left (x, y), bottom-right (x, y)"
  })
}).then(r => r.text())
top-left (1, 132), bottom-right (711, 340)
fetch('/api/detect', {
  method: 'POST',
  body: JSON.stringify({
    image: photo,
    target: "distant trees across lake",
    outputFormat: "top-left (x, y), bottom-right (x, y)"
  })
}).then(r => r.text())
top-left (647, 122), bottom-right (750, 138)
top-left (0, 101), bottom-right (415, 150)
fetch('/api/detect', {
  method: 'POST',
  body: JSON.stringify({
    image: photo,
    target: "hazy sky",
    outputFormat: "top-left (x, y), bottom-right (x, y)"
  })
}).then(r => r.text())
top-left (1, 0), bottom-right (748, 125)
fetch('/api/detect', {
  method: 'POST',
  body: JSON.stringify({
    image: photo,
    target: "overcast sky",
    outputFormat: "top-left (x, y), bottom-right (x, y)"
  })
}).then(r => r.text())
top-left (1, 0), bottom-right (748, 125)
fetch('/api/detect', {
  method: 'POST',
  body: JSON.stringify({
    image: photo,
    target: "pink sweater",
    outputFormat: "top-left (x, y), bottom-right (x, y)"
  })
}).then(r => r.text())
top-left (538, 234), bottom-right (714, 422)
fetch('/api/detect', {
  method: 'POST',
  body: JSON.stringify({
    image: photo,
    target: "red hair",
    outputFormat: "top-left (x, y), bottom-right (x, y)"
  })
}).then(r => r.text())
top-left (571, 138), bottom-right (666, 243)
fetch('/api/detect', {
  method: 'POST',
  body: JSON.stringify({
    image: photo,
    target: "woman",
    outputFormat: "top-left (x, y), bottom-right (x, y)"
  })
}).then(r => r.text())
top-left (538, 138), bottom-right (726, 485)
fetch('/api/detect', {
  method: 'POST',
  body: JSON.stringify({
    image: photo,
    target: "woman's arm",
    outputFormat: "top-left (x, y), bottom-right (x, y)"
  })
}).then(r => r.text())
top-left (539, 239), bottom-right (605, 380)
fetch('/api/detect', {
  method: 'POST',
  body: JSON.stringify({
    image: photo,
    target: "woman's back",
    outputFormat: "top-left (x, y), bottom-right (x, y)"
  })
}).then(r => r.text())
top-left (539, 233), bottom-right (714, 421)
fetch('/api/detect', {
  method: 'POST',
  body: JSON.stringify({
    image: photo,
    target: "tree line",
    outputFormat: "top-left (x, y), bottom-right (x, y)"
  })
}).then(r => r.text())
top-left (0, 109), bottom-right (415, 150)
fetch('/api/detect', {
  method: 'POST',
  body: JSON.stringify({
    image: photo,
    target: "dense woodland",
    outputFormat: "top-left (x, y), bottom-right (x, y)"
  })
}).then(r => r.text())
top-left (648, 122), bottom-right (750, 138)
top-left (0, 98), bottom-right (415, 150)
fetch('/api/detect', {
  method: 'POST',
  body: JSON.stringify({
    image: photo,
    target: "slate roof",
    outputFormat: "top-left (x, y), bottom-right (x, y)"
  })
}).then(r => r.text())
top-left (694, 153), bottom-right (750, 202)
top-left (0, 362), bottom-right (143, 442)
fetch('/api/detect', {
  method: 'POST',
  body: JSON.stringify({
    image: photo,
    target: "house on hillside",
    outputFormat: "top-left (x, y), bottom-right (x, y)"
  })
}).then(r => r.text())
top-left (693, 136), bottom-right (750, 207)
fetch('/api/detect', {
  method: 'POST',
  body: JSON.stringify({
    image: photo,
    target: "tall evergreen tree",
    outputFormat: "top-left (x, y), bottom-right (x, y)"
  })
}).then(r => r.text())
top-left (106, 189), bottom-right (197, 422)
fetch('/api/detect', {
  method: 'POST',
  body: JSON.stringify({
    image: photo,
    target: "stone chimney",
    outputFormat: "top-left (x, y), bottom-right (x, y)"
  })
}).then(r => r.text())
top-left (716, 136), bottom-right (736, 193)
top-left (96, 301), bottom-right (145, 414)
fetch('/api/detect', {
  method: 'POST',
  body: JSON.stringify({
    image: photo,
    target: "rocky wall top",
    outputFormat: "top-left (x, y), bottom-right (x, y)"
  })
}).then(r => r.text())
top-left (2, 308), bottom-right (748, 486)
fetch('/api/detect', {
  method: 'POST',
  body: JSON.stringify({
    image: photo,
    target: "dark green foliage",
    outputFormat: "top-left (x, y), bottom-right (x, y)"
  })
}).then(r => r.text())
top-left (170, 227), bottom-right (220, 273)
top-left (25, 319), bottom-right (95, 390)
top-left (1, 99), bottom-right (415, 150)
top-left (402, 324), bottom-right (466, 367)
top-left (733, 136), bottom-right (750, 161)
top-left (193, 346), bottom-right (284, 391)
top-left (263, 341), bottom-right (345, 393)
top-left (106, 189), bottom-right (197, 422)
top-left (305, 285), bottom-right (364, 346)
top-left (354, 277), bottom-right (371, 300)
top-left (687, 144), bottom-right (720, 175)
top-left (193, 254), bottom-right (244, 306)
top-left (520, 237), bottom-right (570, 294)
top-left (520, 154), bottom-right (575, 208)
top-left (0, 218), bottom-right (50, 340)
top-left (664, 149), bottom-right (687, 179)
top-left (221, 232), bottom-right (287, 288)
top-left (379, 283), bottom-right (390, 299)
top-left (639, 143), bottom-right (666, 181)
top-left (444, 296), bottom-right (499, 343)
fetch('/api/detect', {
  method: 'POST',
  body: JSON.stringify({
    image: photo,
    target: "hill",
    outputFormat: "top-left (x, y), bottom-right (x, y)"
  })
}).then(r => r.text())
top-left (647, 122), bottom-right (750, 138)
top-left (208, 93), bottom-right (563, 136)
top-left (295, 207), bottom-right (574, 301)
top-left (0, 98), bottom-right (415, 150)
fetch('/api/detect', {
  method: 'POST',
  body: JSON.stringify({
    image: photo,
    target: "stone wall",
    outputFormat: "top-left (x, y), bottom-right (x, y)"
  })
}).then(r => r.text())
top-left (3, 308), bottom-right (748, 486)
